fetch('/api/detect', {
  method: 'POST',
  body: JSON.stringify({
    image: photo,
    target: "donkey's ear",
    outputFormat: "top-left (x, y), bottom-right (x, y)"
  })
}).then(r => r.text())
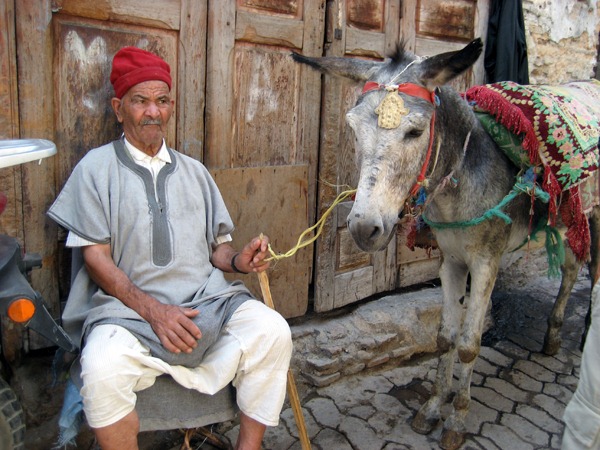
top-left (416, 38), bottom-right (483, 90)
top-left (291, 52), bottom-right (383, 83)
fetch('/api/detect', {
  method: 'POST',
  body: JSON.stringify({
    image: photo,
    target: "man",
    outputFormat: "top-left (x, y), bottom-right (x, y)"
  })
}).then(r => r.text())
top-left (48, 46), bottom-right (292, 450)
top-left (562, 279), bottom-right (600, 449)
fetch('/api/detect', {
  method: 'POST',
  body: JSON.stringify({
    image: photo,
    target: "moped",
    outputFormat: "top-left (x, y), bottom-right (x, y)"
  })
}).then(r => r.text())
top-left (0, 139), bottom-right (76, 450)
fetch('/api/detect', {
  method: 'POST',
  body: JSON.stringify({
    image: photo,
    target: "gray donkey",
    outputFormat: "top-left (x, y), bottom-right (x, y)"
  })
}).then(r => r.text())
top-left (293, 39), bottom-right (600, 449)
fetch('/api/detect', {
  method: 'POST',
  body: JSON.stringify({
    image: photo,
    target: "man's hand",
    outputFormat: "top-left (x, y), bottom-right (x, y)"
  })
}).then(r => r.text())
top-left (211, 235), bottom-right (271, 274)
top-left (145, 303), bottom-right (202, 354)
top-left (238, 235), bottom-right (271, 273)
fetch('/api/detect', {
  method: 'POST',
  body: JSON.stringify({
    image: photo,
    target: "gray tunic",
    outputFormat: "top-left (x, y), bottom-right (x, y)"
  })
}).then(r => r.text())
top-left (48, 139), bottom-right (251, 367)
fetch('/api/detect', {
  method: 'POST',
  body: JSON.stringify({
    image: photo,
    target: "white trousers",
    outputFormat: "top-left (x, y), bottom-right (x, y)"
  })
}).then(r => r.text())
top-left (79, 300), bottom-right (292, 428)
top-left (562, 282), bottom-right (600, 449)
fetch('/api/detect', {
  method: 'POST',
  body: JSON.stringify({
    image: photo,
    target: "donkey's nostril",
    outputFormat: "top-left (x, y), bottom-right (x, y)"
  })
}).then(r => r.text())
top-left (369, 226), bottom-right (382, 240)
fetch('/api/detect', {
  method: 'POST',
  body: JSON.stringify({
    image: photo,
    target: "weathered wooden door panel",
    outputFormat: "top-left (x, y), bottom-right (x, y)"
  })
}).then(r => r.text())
top-left (212, 166), bottom-right (310, 318)
top-left (54, 16), bottom-right (179, 186)
top-left (206, 0), bottom-right (325, 317)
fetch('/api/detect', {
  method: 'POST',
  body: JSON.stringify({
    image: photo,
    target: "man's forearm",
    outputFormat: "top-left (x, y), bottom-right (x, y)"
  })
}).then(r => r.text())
top-left (82, 243), bottom-right (160, 319)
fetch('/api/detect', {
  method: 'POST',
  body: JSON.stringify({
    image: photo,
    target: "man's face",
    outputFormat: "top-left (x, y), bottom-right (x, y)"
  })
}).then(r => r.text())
top-left (111, 80), bottom-right (174, 156)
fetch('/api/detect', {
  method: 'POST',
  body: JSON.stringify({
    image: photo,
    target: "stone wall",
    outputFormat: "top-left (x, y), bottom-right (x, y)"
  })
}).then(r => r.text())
top-left (523, 0), bottom-right (600, 84)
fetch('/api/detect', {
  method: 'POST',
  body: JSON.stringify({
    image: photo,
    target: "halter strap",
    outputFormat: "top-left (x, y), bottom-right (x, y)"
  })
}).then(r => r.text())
top-left (362, 81), bottom-right (436, 104)
top-left (361, 81), bottom-right (438, 197)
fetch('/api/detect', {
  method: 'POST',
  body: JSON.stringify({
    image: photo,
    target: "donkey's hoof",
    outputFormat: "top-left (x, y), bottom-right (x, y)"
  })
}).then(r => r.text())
top-left (411, 412), bottom-right (438, 435)
top-left (440, 428), bottom-right (465, 450)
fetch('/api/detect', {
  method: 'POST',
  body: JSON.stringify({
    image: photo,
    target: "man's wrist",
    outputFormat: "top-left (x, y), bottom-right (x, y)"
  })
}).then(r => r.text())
top-left (231, 253), bottom-right (248, 274)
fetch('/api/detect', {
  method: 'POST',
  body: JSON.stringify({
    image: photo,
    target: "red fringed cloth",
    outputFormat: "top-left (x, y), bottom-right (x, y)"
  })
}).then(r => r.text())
top-left (465, 80), bottom-right (600, 261)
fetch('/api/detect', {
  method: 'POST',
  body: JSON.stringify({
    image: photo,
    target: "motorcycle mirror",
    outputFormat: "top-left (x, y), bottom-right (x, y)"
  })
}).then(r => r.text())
top-left (0, 139), bottom-right (57, 169)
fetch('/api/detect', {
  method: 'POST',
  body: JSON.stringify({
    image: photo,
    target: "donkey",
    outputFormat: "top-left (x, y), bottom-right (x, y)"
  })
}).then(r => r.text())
top-left (293, 39), bottom-right (600, 449)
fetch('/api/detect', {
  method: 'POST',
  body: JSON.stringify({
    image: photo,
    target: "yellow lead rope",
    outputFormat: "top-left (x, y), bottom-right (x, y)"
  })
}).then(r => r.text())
top-left (265, 188), bottom-right (357, 261)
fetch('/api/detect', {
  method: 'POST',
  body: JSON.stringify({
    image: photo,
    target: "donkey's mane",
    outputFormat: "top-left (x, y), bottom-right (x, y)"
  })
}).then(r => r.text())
top-left (388, 40), bottom-right (416, 70)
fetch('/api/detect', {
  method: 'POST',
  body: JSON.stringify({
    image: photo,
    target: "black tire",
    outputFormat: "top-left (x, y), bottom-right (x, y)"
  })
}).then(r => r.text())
top-left (0, 376), bottom-right (25, 450)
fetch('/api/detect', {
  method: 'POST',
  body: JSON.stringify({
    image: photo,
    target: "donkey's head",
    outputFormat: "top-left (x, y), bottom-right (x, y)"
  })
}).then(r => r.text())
top-left (293, 39), bottom-right (483, 251)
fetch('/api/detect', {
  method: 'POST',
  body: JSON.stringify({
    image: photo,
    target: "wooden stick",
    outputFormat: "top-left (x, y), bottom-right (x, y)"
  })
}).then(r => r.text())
top-left (257, 269), bottom-right (312, 450)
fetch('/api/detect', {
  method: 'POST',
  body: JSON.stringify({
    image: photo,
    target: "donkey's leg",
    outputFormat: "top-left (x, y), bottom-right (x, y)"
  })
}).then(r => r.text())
top-left (440, 257), bottom-right (499, 450)
top-left (543, 246), bottom-right (582, 355)
top-left (412, 256), bottom-right (468, 435)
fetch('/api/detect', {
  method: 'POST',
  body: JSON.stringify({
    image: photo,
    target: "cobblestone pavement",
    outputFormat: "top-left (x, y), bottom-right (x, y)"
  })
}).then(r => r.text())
top-left (23, 252), bottom-right (590, 450)
top-left (218, 264), bottom-right (589, 450)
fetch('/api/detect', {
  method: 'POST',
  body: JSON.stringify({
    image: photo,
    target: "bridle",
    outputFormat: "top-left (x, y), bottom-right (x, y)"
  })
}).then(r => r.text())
top-left (361, 81), bottom-right (438, 197)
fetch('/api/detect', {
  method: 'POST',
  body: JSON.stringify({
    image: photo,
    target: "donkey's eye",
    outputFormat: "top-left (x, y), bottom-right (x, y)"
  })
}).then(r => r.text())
top-left (407, 129), bottom-right (424, 138)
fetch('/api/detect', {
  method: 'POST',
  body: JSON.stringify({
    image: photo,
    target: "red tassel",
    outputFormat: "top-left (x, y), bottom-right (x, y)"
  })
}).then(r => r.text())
top-left (543, 165), bottom-right (561, 227)
top-left (404, 216), bottom-right (417, 251)
top-left (563, 188), bottom-right (590, 261)
top-left (465, 85), bottom-right (539, 163)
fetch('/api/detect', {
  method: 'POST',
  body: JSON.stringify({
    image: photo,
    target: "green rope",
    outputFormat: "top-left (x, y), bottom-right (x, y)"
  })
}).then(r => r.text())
top-left (422, 176), bottom-right (564, 278)
top-left (422, 179), bottom-right (549, 229)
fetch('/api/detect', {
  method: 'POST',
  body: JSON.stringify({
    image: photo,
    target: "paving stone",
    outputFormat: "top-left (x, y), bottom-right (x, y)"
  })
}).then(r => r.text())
top-left (506, 368), bottom-right (544, 392)
top-left (500, 413), bottom-right (551, 447)
top-left (556, 373), bottom-right (579, 391)
top-left (370, 393), bottom-right (406, 418)
top-left (532, 393), bottom-right (569, 421)
top-left (530, 352), bottom-right (572, 375)
top-left (386, 420), bottom-right (439, 449)
top-left (367, 408), bottom-right (412, 436)
top-left (464, 399), bottom-right (498, 434)
top-left (382, 443), bottom-right (411, 450)
top-left (470, 371), bottom-right (484, 386)
top-left (280, 405), bottom-right (320, 441)
top-left (349, 404), bottom-right (376, 421)
top-left (515, 403), bottom-right (563, 433)
top-left (473, 355), bottom-right (499, 376)
top-left (493, 339), bottom-right (530, 361)
top-left (479, 346), bottom-right (514, 367)
top-left (305, 397), bottom-right (342, 429)
top-left (484, 377), bottom-right (530, 403)
top-left (471, 435), bottom-right (501, 449)
top-left (470, 386), bottom-right (514, 413)
top-left (480, 422), bottom-right (534, 450)
top-left (339, 416), bottom-right (385, 450)
top-left (551, 432), bottom-right (564, 449)
top-left (312, 428), bottom-right (353, 450)
top-left (513, 359), bottom-right (556, 383)
top-left (508, 332), bottom-right (544, 353)
top-left (379, 360), bottom-right (436, 387)
top-left (543, 382), bottom-right (575, 406)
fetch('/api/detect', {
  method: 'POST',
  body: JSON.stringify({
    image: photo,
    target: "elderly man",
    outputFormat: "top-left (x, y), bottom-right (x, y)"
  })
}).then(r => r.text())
top-left (48, 47), bottom-right (292, 450)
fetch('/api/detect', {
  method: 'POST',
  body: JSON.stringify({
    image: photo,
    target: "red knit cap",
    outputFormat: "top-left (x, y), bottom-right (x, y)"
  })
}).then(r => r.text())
top-left (110, 47), bottom-right (172, 98)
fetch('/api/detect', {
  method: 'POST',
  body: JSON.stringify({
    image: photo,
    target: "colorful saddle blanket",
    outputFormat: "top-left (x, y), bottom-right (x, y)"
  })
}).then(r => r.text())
top-left (465, 80), bottom-right (600, 261)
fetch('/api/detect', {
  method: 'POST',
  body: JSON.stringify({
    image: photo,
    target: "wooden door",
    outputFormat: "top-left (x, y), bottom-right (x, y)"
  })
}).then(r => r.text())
top-left (312, 0), bottom-right (490, 312)
top-left (312, 0), bottom-right (402, 312)
top-left (205, 0), bottom-right (325, 318)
